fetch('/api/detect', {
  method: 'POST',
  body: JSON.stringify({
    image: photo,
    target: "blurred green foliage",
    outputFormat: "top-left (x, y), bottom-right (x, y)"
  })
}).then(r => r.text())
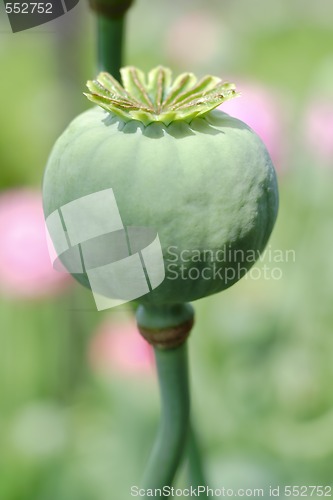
top-left (1, 0), bottom-right (333, 498)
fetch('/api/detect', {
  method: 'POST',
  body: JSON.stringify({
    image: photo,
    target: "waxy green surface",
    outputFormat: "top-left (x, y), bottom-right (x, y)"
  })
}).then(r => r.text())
top-left (43, 103), bottom-right (278, 304)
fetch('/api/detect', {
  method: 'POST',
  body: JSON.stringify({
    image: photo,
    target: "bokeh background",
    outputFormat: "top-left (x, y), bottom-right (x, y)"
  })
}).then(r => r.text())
top-left (1, 0), bottom-right (333, 498)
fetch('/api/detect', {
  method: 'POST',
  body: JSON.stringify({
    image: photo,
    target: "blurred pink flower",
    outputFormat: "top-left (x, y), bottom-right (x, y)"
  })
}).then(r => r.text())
top-left (220, 82), bottom-right (286, 169)
top-left (0, 188), bottom-right (72, 299)
top-left (88, 318), bottom-right (154, 377)
top-left (303, 99), bottom-right (333, 166)
top-left (165, 12), bottom-right (220, 67)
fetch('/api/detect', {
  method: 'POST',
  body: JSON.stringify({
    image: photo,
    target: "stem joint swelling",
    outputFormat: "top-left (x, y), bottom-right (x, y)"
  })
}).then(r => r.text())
top-left (136, 303), bottom-right (194, 350)
top-left (138, 317), bottom-right (194, 350)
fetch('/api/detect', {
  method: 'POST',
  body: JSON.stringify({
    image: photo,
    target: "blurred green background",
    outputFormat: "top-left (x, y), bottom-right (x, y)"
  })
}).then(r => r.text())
top-left (1, 0), bottom-right (333, 498)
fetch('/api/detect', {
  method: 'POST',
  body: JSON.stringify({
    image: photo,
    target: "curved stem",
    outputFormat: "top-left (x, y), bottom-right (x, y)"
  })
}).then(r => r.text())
top-left (142, 343), bottom-right (190, 495)
top-left (136, 304), bottom-right (194, 496)
top-left (96, 14), bottom-right (124, 80)
top-left (187, 423), bottom-right (212, 497)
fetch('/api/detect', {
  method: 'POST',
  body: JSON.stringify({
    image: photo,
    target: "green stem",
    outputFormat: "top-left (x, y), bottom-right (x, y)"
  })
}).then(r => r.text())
top-left (187, 423), bottom-right (212, 497)
top-left (142, 343), bottom-right (190, 495)
top-left (136, 303), bottom-right (194, 497)
top-left (96, 14), bottom-right (124, 80)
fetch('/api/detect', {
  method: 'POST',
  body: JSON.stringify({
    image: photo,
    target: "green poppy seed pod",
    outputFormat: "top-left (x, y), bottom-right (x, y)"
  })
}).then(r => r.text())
top-left (43, 66), bottom-right (278, 310)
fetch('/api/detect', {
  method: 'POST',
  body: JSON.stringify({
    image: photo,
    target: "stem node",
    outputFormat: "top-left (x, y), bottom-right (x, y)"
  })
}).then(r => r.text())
top-left (136, 303), bottom-right (194, 349)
